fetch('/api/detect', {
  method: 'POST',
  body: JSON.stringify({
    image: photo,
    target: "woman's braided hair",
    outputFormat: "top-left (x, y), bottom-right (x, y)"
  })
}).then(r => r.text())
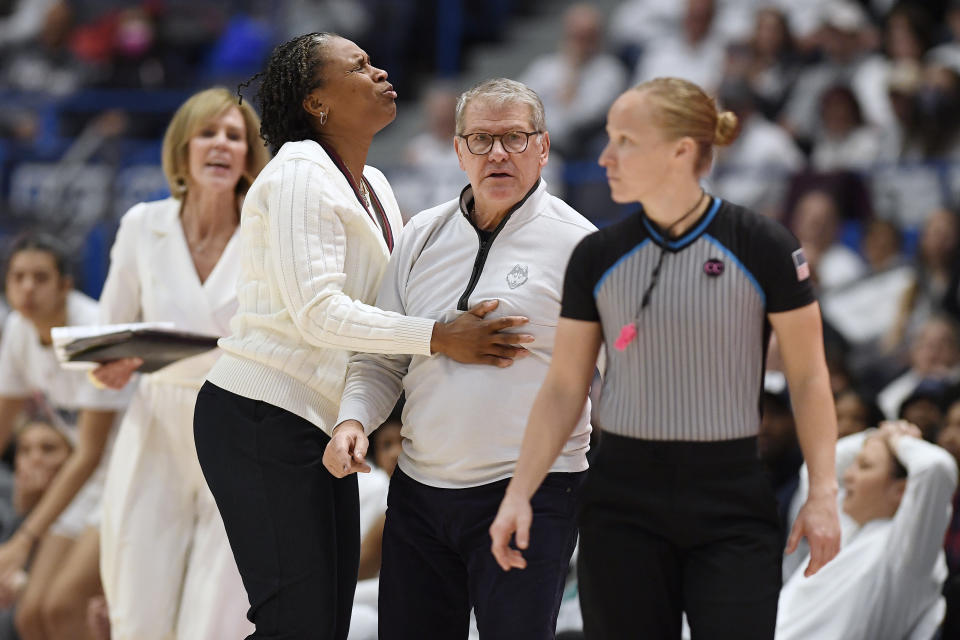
top-left (252, 32), bottom-right (338, 152)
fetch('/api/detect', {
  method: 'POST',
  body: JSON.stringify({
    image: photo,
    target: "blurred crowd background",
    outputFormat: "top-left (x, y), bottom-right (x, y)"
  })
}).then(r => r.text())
top-left (6, 0), bottom-right (960, 416)
top-left (3, 1), bottom-right (960, 422)
top-left (6, 0), bottom-right (960, 636)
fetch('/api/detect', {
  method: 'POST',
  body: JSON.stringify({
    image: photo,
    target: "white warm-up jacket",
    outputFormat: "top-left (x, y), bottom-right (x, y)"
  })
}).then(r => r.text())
top-left (337, 179), bottom-right (596, 488)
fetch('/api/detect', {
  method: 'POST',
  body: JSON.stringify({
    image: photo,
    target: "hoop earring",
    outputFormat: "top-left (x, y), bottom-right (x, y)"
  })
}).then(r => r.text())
top-left (319, 111), bottom-right (328, 126)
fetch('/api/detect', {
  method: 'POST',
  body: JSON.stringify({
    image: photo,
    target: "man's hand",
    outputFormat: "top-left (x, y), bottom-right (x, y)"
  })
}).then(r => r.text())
top-left (431, 300), bottom-right (534, 367)
top-left (785, 490), bottom-right (841, 577)
top-left (90, 358), bottom-right (143, 390)
top-left (323, 420), bottom-right (371, 478)
top-left (489, 489), bottom-right (533, 572)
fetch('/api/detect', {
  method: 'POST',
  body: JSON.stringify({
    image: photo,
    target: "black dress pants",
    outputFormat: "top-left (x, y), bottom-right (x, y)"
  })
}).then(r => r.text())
top-left (378, 467), bottom-right (582, 640)
top-left (194, 381), bottom-right (360, 640)
top-left (577, 432), bottom-right (782, 640)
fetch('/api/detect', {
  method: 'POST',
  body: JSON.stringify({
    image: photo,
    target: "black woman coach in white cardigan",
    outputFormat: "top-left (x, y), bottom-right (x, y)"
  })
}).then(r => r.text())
top-left (192, 32), bottom-right (534, 640)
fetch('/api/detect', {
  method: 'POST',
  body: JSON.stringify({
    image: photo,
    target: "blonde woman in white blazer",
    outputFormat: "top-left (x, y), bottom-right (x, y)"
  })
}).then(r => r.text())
top-left (92, 87), bottom-right (270, 640)
top-left (193, 33), bottom-right (533, 640)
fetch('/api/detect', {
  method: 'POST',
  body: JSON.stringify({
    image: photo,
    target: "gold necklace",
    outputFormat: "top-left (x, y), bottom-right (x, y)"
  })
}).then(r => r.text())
top-left (345, 166), bottom-right (371, 208)
top-left (359, 179), bottom-right (371, 208)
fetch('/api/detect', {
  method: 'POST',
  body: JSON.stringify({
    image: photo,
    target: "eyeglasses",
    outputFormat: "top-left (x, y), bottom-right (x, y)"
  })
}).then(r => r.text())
top-left (458, 131), bottom-right (541, 155)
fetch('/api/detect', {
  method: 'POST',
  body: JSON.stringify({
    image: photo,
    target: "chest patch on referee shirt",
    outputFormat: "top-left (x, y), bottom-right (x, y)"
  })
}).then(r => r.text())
top-left (506, 264), bottom-right (528, 289)
top-left (703, 258), bottom-right (724, 276)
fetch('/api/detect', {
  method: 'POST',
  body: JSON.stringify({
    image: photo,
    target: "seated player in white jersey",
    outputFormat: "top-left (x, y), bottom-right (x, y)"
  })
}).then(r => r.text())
top-left (777, 420), bottom-right (957, 640)
top-left (0, 233), bottom-right (130, 638)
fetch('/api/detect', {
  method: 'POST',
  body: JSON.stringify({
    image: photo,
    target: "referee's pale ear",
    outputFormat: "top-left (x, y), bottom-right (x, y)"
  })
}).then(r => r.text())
top-left (673, 136), bottom-right (698, 169)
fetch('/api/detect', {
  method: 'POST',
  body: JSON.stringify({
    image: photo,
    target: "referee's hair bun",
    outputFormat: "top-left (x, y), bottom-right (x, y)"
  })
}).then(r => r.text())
top-left (714, 111), bottom-right (739, 146)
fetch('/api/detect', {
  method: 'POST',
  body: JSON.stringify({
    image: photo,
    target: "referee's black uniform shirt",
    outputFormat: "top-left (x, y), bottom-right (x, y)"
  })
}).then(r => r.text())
top-left (562, 197), bottom-right (815, 441)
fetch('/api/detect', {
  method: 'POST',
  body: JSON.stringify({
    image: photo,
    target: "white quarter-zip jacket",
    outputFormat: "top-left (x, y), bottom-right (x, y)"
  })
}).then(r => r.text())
top-left (337, 179), bottom-right (596, 488)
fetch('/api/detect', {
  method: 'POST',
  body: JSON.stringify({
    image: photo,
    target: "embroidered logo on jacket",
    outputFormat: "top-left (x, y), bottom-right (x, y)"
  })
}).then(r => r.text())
top-left (506, 264), bottom-right (529, 289)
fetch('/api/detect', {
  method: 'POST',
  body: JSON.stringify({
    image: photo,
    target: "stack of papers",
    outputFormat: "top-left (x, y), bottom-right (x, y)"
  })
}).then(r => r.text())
top-left (51, 323), bottom-right (220, 372)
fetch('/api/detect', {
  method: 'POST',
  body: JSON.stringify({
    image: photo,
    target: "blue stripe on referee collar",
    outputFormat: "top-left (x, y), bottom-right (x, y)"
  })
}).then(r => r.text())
top-left (702, 234), bottom-right (766, 306)
top-left (593, 238), bottom-right (652, 299)
top-left (640, 197), bottom-right (722, 250)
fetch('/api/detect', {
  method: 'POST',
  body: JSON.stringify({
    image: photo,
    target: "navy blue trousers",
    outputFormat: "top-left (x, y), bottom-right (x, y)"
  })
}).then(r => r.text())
top-left (378, 467), bottom-right (582, 640)
top-left (194, 381), bottom-right (360, 640)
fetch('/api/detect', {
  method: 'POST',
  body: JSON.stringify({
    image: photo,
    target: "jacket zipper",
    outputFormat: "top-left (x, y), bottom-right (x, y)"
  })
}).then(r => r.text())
top-left (457, 233), bottom-right (493, 310)
top-left (455, 180), bottom-right (540, 311)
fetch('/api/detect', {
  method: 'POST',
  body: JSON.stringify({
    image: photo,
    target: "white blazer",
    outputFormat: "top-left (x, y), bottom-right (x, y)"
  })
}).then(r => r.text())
top-left (99, 197), bottom-right (240, 387)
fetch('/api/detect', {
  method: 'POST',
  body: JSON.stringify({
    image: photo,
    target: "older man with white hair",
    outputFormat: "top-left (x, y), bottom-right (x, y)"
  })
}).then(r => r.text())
top-left (325, 78), bottom-right (596, 640)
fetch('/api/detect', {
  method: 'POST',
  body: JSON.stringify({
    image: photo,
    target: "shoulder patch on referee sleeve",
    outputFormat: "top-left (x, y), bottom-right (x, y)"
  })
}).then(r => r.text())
top-left (791, 248), bottom-right (810, 281)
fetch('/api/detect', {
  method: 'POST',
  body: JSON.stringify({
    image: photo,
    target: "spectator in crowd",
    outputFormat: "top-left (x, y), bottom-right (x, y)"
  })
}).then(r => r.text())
top-left (758, 387), bottom-right (802, 536)
top-left (850, 2), bottom-right (936, 142)
top-left (929, 0), bottom-right (960, 73)
top-left (631, 0), bottom-right (727, 93)
top-left (775, 0), bottom-right (843, 48)
top-left (780, 1), bottom-right (879, 144)
top-left (609, 0), bottom-right (774, 69)
top-left (0, 0), bottom-right (85, 96)
top-left (897, 380), bottom-right (949, 443)
top-left (390, 83), bottom-right (463, 220)
top-left (881, 3), bottom-right (933, 66)
top-left (876, 58), bottom-right (923, 162)
top-left (910, 64), bottom-right (960, 161)
top-left (349, 409), bottom-right (402, 640)
top-left (777, 421), bottom-right (957, 640)
top-left (0, 233), bottom-right (129, 640)
top-left (0, 418), bottom-right (73, 611)
top-left (94, 7), bottom-right (166, 89)
top-left (790, 188), bottom-right (867, 291)
top-left (835, 388), bottom-right (884, 438)
top-left (279, 0), bottom-right (370, 43)
top-left (742, 6), bottom-right (799, 121)
top-left (937, 397), bottom-right (960, 485)
top-left (877, 314), bottom-right (960, 419)
top-left (870, 62), bottom-right (951, 226)
top-left (710, 78), bottom-right (804, 217)
top-left (519, 4), bottom-right (627, 158)
top-left (91, 86), bottom-right (270, 640)
top-left (826, 348), bottom-right (856, 395)
top-left (0, 0), bottom-right (58, 51)
top-left (860, 218), bottom-right (904, 273)
top-left (938, 394), bottom-right (960, 638)
top-left (887, 207), bottom-right (960, 350)
top-left (357, 411), bottom-right (400, 580)
top-left (607, 0), bottom-right (682, 65)
top-left (10, 419), bottom-right (70, 518)
top-left (810, 84), bottom-right (883, 172)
